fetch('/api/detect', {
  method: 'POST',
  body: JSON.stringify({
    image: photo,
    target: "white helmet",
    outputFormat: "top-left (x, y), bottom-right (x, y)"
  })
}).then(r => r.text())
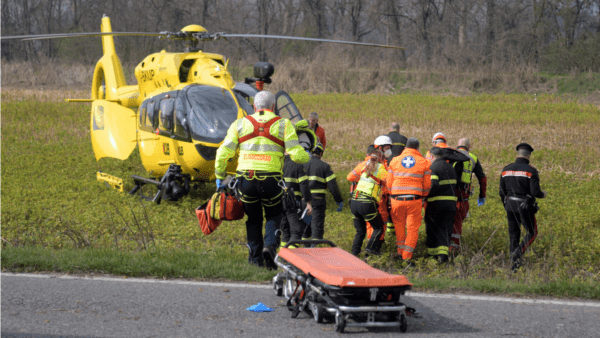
top-left (254, 91), bottom-right (276, 110)
top-left (374, 135), bottom-right (393, 147)
top-left (432, 132), bottom-right (446, 143)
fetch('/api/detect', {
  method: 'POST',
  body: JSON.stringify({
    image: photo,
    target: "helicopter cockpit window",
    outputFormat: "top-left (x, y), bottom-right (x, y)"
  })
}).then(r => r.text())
top-left (159, 98), bottom-right (175, 131)
top-left (145, 101), bottom-right (156, 128)
top-left (174, 97), bottom-right (189, 140)
top-left (184, 85), bottom-right (240, 144)
top-left (234, 91), bottom-right (254, 116)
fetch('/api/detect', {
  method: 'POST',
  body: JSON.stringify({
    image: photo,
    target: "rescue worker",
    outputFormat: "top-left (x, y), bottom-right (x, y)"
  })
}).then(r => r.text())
top-left (302, 142), bottom-right (343, 244)
top-left (425, 147), bottom-right (458, 263)
top-left (387, 137), bottom-right (431, 265)
top-left (499, 143), bottom-right (547, 272)
top-left (451, 138), bottom-right (488, 253)
top-left (385, 122), bottom-right (408, 237)
top-left (367, 135), bottom-right (394, 250)
top-left (347, 148), bottom-right (392, 256)
top-left (425, 132), bottom-right (450, 163)
top-left (278, 121), bottom-right (315, 248)
top-left (308, 112), bottom-right (326, 150)
top-left (214, 91), bottom-right (309, 269)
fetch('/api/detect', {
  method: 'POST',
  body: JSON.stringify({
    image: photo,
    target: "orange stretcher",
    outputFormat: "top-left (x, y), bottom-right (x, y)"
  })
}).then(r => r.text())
top-left (272, 239), bottom-right (420, 333)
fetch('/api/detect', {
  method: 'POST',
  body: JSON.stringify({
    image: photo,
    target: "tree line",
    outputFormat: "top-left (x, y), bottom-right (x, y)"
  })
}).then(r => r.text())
top-left (2, 0), bottom-right (599, 73)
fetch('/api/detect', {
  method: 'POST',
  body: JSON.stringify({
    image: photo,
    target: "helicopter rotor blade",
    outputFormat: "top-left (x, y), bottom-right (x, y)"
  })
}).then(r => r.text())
top-left (215, 34), bottom-right (404, 49)
top-left (1, 32), bottom-right (167, 41)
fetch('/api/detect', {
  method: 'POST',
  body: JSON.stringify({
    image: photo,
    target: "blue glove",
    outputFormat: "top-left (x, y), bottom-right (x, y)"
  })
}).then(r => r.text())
top-left (478, 197), bottom-right (486, 206)
top-left (216, 178), bottom-right (224, 190)
top-left (336, 202), bottom-right (343, 212)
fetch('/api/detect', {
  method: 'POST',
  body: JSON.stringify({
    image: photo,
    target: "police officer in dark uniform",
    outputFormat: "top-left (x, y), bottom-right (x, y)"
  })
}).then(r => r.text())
top-left (499, 143), bottom-right (547, 272)
top-left (302, 143), bottom-right (343, 244)
top-left (425, 147), bottom-right (459, 264)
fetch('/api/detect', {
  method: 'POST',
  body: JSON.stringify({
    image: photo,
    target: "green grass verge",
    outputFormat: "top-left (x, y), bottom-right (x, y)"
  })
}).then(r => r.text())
top-left (1, 90), bottom-right (599, 299)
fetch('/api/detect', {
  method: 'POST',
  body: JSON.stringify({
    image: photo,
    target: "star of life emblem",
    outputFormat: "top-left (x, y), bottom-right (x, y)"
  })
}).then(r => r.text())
top-left (402, 156), bottom-right (416, 169)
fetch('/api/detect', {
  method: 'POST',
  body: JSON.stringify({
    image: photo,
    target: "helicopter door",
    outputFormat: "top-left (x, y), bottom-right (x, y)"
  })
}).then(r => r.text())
top-left (275, 90), bottom-right (303, 123)
top-left (91, 100), bottom-right (137, 160)
top-left (138, 93), bottom-right (178, 175)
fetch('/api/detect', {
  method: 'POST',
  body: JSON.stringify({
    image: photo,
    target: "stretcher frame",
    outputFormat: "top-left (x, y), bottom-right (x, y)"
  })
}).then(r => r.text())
top-left (272, 239), bottom-right (420, 333)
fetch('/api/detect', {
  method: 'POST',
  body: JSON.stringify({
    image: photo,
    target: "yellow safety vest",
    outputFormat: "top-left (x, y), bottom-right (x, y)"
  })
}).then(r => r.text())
top-left (355, 163), bottom-right (387, 202)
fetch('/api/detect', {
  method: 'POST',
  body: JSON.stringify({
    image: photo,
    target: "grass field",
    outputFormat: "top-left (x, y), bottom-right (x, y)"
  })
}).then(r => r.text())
top-left (2, 88), bottom-right (599, 299)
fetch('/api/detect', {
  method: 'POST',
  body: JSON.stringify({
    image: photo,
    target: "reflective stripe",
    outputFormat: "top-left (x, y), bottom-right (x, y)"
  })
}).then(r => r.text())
top-left (427, 246), bottom-right (448, 255)
top-left (463, 169), bottom-right (472, 173)
top-left (294, 191), bottom-right (302, 196)
top-left (326, 174), bottom-right (336, 182)
top-left (307, 176), bottom-right (327, 183)
top-left (236, 119), bottom-right (244, 135)
top-left (431, 175), bottom-right (439, 180)
top-left (451, 234), bottom-right (461, 239)
top-left (223, 140), bottom-right (238, 151)
top-left (278, 120), bottom-right (285, 139)
top-left (284, 177), bottom-right (299, 183)
top-left (390, 186), bottom-right (426, 193)
top-left (404, 245), bottom-right (415, 253)
top-left (298, 176), bottom-right (308, 182)
top-left (285, 139), bottom-right (299, 149)
top-left (310, 189), bottom-right (328, 194)
top-left (427, 196), bottom-right (458, 202)
top-left (393, 172), bottom-right (424, 178)
top-left (502, 170), bottom-right (532, 178)
top-left (424, 170), bottom-right (431, 175)
top-left (439, 179), bottom-right (457, 185)
top-left (393, 142), bottom-right (405, 146)
top-left (351, 170), bottom-right (359, 177)
top-left (239, 143), bottom-right (284, 152)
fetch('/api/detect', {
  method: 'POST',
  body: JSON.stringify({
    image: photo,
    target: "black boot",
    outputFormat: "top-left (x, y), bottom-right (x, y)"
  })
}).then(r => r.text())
top-left (262, 245), bottom-right (277, 270)
top-left (438, 254), bottom-right (449, 264)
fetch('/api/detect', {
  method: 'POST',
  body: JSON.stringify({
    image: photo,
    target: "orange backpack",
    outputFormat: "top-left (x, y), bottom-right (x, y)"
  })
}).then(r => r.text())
top-left (196, 199), bottom-right (222, 235)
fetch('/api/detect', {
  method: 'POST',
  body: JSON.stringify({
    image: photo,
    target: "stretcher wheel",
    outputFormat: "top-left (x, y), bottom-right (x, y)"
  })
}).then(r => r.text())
top-left (311, 303), bottom-right (324, 323)
top-left (273, 279), bottom-right (283, 297)
top-left (334, 314), bottom-right (346, 333)
top-left (399, 313), bottom-right (408, 333)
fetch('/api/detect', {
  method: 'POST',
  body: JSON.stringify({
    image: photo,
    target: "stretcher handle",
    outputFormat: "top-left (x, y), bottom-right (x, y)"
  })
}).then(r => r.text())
top-left (284, 239), bottom-right (337, 248)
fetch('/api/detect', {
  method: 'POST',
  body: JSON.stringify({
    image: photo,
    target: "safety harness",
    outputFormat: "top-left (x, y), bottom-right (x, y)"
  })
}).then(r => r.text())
top-left (237, 115), bottom-right (285, 148)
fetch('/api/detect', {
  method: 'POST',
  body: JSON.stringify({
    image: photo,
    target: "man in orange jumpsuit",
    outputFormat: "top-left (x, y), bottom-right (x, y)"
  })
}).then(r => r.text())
top-left (387, 137), bottom-right (431, 266)
top-left (425, 132), bottom-right (449, 163)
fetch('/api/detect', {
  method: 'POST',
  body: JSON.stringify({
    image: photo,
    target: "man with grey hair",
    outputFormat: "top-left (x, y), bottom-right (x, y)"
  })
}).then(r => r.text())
top-left (307, 112), bottom-right (326, 150)
top-left (499, 143), bottom-right (547, 272)
top-left (215, 90), bottom-right (309, 269)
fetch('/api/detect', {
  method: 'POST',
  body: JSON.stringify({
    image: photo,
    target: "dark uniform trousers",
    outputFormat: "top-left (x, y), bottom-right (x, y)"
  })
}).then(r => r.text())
top-left (302, 195), bottom-right (327, 240)
top-left (505, 199), bottom-right (538, 260)
top-left (236, 175), bottom-right (283, 266)
top-left (350, 199), bottom-right (384, 256)
top-left (425, 201), bottom-right (456, 255)
top-left (280, 200), bottom-right (307, 245)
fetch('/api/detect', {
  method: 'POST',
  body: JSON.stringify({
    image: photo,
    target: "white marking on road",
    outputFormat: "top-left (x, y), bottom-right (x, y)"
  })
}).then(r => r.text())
top-left (5, 273), bottom-right (600, 308)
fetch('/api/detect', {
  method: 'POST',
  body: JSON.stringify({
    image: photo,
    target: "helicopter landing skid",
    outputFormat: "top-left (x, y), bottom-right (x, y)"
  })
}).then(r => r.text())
top-left (129, 164), bottom-right (190, 204)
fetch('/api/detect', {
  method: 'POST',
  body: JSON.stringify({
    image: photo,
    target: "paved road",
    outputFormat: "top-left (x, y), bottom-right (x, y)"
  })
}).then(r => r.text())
top-left (2, 273), bottom-right (600, 338)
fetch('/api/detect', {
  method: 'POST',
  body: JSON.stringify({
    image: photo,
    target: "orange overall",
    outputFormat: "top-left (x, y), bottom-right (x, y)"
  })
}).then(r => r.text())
top-left (387, 148), bottom-right (431, 260)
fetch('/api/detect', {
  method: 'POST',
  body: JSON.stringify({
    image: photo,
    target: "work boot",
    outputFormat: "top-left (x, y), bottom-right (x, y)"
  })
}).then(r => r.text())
top-left (511, 258), bottom-right (522, 273)
top-left (438, 254), bottom-right (449, 264)
top-left (391, 253), bottom-right (404, 261)
top-left (403, 260), bottom-right (416, 268)
top-left (262, 245), bottom-right (278, 271)
top-left (364, 248), bottom-right (382, 256)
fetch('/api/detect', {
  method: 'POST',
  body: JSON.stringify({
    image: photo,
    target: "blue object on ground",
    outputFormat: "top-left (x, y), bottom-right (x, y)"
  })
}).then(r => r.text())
top-left (247, 302), bottom-right (274, 312)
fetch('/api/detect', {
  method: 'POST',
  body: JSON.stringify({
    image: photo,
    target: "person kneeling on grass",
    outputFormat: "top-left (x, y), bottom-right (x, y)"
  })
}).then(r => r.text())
top-left (347, 148), bottom-right (391, 256)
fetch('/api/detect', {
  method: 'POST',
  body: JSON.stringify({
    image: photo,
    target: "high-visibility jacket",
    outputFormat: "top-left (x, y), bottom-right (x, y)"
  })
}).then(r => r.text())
top-left (387, 148), bottom-right (431, 197)
top-left (427, 157), bottom-right (458, 204)
top-left (347, 160), bottom-right (391, 203)
top-left (215, 110), bottom-right (308, 179)
top-left (456, 147), bottom-right (487, 198)
top-left (425, 142), bottom-right (449, 163)
top-left (348, 157), bottom-right (390, 221)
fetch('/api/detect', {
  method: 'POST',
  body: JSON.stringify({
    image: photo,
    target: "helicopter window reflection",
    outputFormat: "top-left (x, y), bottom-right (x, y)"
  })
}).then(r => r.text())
top-left (159, 98), bottom-right (175, 131)
top-left (174, 97), bottom-right (189, 140)
top-left (185, 85), bottom-right (239, 144)
top-left (146, 101), bottom-right (156, 128)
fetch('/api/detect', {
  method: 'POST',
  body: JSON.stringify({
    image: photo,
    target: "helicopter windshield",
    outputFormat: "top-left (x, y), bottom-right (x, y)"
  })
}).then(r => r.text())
top-left (185, 85), bottom-right (241, 144)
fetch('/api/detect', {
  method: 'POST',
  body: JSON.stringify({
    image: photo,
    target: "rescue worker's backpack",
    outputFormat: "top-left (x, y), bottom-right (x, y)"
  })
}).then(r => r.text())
top-left (210, 188), bottom-right (245, 221)
top-left (196, 199), bottom-right (223, 235)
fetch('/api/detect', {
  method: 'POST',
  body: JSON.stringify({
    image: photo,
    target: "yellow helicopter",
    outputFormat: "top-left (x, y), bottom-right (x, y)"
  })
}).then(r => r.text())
top-left (3, 15), bottom-right (402, 203)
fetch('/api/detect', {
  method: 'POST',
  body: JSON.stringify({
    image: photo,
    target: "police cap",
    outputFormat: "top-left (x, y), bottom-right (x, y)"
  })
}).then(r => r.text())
top-left (515, 143), bottom-right (534, 152)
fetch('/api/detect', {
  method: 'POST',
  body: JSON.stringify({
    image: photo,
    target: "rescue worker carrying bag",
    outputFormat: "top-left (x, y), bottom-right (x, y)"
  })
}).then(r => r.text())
top-left (210, 187), bottom-right (245, 221)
